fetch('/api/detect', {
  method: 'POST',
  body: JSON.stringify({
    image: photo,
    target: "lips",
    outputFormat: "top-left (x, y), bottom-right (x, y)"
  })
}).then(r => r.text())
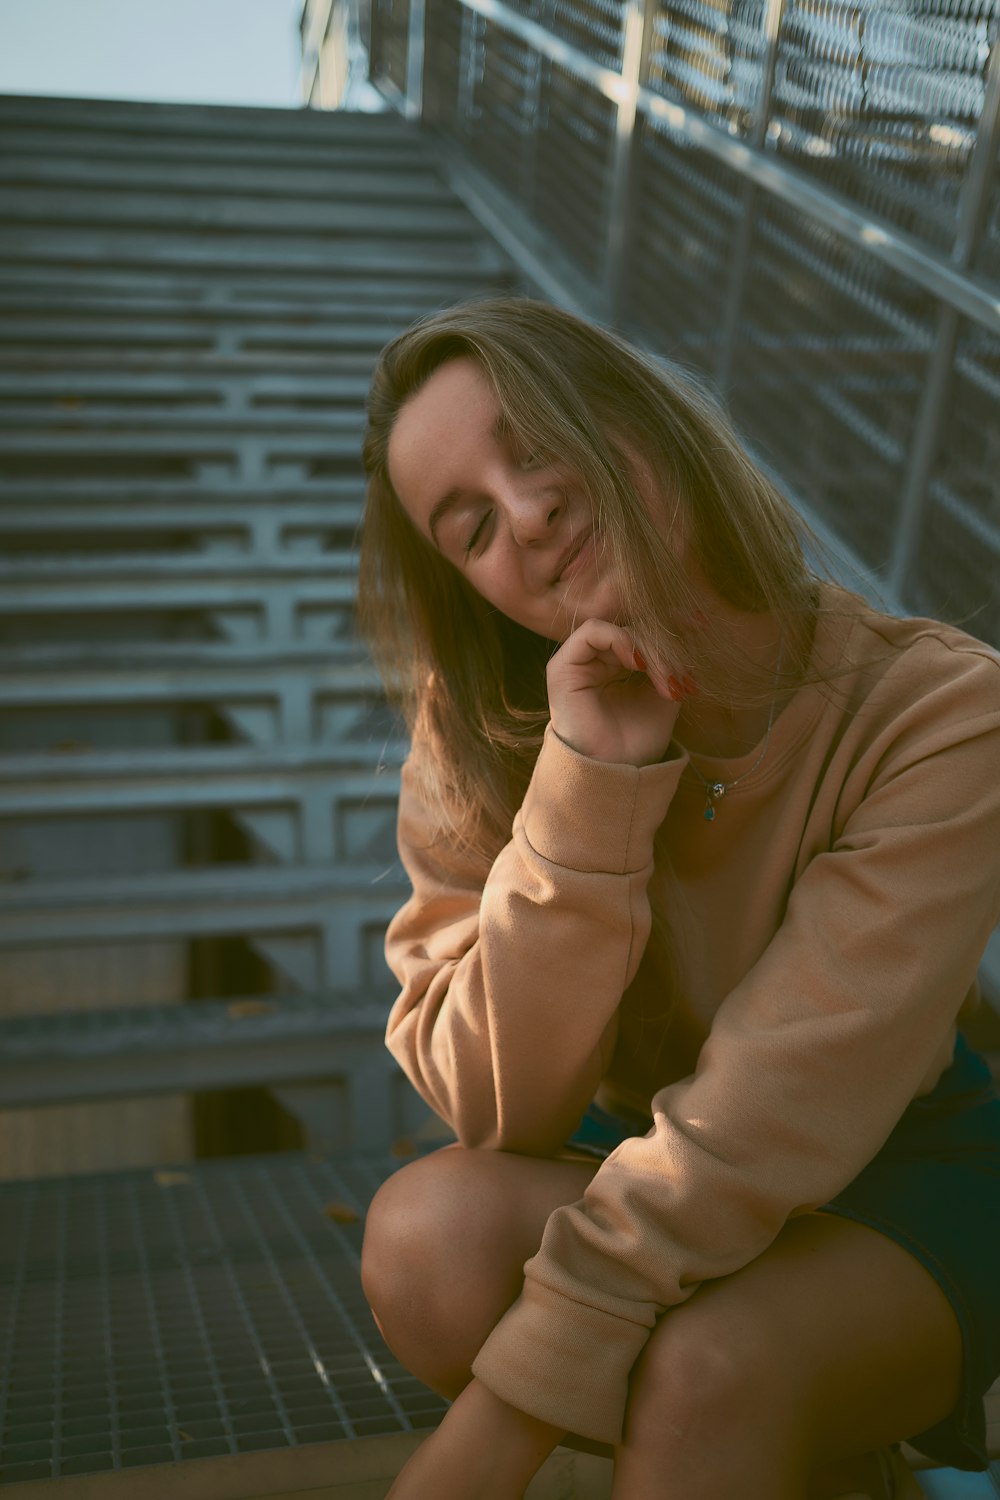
top-left (553, 528), bottom-right (593, 585)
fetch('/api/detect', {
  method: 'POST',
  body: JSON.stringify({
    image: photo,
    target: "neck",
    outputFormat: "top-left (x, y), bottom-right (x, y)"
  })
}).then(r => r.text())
top-left (675, 601), bottom-right (788, 760)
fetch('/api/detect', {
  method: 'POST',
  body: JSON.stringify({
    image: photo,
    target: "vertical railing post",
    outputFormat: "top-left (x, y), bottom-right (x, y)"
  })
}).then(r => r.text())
top-left (456, 2), bottom-right (473, 134)
top-left (456, 2), bottom-right (485, 148)
top-left (405, 0), bottom-right (426, 119)
top-left (522, 4), bottom-right (548, 220)
top-left (715, 0), bottom-right (786, 397)
top-left (887, 31), bottom-right (1000, 600)
top-left (605, 0), bottom-right (655, 322)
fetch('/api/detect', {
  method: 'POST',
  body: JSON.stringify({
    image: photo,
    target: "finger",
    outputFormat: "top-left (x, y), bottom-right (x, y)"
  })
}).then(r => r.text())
top-left (628, 639), bottom-right (685, 701)
top-left (554, 620), bottom-right (688, 702)
top-left (559, 618), bottom-right (638, 674)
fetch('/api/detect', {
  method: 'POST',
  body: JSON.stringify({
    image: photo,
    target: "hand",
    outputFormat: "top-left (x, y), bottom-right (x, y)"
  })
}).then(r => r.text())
top-left (546, 618), bottom-right (684, 767)
top-left (385, 1378), bottom-right (566, 1500)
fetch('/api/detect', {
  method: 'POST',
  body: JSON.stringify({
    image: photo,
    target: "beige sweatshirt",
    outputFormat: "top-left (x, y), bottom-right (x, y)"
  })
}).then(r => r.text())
top-left (383, 587), bottom-right (1000, 1444)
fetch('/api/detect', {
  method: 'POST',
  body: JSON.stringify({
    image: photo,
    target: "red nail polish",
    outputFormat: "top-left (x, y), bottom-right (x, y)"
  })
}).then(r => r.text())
top-left (667, 675), bottom-right (684, 700)
top-left (682, 672), bottom-right (698, 696)
top-left (633, 648), bottom-right (647, 672)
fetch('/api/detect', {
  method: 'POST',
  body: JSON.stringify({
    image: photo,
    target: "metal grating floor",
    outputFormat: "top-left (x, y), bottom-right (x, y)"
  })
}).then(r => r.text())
top-left (0, 1149), bottom-right (447, 1486)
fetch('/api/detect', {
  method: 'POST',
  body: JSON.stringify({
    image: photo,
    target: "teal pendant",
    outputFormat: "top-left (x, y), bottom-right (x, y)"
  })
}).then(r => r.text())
top-left (703, 783), bottom-right (726, 823)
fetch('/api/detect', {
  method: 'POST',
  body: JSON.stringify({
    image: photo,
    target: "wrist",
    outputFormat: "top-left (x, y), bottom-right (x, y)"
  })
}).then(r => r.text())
top-left (550, 725), bottom-right (663, 768)
top-left (460, 1378), bottom-right (566, 1472)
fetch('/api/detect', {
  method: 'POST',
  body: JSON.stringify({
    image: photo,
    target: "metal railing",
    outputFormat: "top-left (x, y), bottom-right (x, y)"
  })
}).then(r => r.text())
top-left (365, 0), bottom-right (1000, 646)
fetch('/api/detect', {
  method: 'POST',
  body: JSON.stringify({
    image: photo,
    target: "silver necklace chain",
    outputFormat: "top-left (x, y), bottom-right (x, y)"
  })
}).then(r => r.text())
top-left (680, 641), bottom-right (785, 824)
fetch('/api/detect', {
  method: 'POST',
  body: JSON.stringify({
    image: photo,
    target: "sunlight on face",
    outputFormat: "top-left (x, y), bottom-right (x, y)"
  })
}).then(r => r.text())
top-left (386, 357), bottom-right (623, 641)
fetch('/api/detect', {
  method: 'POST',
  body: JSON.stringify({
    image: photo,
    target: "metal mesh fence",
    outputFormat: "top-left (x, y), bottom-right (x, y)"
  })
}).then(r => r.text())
top-left (423, 0), bottom-right (466, 128)
top-left (548, 0), bottom-right (630, 68)
top-left (370, 0), bottom-right (412, 97)
top-left (623, 115), bottom-right (745, 364)
top-left (467, 18), bottom-right (539, 197)
top-left (728, 195), bottom-right (935, 571)
top-left (646, 0), bottom-right (769, 135)
top-left (370, 0), bottom-right (1000, 642)
top-left (536, 62), bottom-right (619, 277)
top-left (768, 0), bottom-right (994, 253)
top-left (975, 132), bottom-right (1000, 278)
top-left (915, 317), bottom-right (1000, 639)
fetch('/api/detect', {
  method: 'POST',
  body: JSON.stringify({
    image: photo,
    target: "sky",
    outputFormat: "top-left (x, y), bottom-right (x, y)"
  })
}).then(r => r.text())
top-left (0, 0), bottom-right (305, 109)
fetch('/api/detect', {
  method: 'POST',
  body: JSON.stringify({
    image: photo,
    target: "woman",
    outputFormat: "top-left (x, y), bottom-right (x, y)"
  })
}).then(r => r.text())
top-left (356, 298), bottom-right (1000, 1500)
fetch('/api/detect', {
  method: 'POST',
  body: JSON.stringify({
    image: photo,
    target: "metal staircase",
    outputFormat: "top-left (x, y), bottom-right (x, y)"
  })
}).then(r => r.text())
top-left (0, 91), bottom-right (537, 1497)
top-left (0, 92), bottom-right (519, 1172)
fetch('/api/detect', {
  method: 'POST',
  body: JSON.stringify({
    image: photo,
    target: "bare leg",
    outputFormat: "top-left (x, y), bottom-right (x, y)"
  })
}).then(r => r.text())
top-left (362, 1147), bottom-right (962, 1497)
top-left (610, 1211), bottom-right (961, 1499)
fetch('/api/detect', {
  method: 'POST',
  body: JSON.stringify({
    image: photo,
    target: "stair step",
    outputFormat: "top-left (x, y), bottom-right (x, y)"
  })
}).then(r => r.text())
top-left (0, 993), bottom-right (395, 1108)
top-left (0, 741), bottom-right (405, 793)
top-left (0, 860), bottom-right (408, 938)
top-left (0, 653), bottom-right (384, 699)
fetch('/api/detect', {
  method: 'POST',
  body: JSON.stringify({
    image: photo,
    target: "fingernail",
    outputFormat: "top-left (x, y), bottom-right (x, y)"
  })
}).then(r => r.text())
top-left (666, 675), bottom-right (684, 701)
top-left (633, 648), bottom-right (647, 672)
top-left (682, 672), bottom-right (698, 696)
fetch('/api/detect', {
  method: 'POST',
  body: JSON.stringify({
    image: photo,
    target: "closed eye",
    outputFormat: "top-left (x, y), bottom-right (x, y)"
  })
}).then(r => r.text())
top-left (463, 510), bottom-right (492, 557)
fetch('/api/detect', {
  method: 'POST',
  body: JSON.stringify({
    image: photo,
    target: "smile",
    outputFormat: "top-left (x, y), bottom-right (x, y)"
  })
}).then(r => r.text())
top-left (555, 529), bottom-right (595, 584)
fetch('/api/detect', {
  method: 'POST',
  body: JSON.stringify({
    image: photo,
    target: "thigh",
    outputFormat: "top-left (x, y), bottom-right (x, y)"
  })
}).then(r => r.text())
top-left (366, 1145), bottom-right (962, 1471)
top-left (633, 1208), bottom-right (963, 1468)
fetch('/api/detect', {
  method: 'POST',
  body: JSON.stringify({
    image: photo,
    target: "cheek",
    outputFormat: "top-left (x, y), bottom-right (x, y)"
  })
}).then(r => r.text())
top-left (467, 570), bottom-right (534, 630)
top-left (474, 565), bottom-right (516, 613)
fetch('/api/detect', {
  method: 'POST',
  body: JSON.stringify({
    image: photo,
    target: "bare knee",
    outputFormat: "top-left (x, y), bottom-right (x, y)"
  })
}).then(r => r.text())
top-left (363, 1147), bottom-right (473, 1313)
top-left (360, 1146), bottom-right (524, 1389)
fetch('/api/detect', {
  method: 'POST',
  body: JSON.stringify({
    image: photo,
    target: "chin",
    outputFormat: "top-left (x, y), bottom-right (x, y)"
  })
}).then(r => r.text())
top-left (585, 585), bottom-right (626, 627)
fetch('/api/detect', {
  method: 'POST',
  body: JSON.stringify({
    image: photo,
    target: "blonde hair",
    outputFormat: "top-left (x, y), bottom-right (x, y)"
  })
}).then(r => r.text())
top-left (360, 296), bottom-right (824, 863)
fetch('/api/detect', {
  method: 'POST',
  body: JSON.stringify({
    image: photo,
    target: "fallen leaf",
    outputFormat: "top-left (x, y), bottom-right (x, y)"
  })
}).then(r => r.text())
top-left (226, 999), bottom-right (276, 1019)
top-left (323, 1200), bottom-right (360, 1224)
top-left (153, 1171), bottom-right (191, 1187)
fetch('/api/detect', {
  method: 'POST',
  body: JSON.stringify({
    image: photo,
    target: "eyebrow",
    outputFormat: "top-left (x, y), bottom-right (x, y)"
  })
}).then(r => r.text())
top-left (427, 414), bottom-right (509, 550)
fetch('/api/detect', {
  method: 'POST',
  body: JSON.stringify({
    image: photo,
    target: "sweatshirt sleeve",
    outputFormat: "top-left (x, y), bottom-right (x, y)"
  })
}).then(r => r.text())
top-left (472, 644), bottom-right (1000, 1444)
top-left (383, 722), bottom-right (687, 1156)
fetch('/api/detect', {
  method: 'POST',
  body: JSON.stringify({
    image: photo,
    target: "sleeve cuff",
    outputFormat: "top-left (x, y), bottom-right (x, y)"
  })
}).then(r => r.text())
top-left (519, 723), bottom-right (686, 875)
top-left (471, 1279), bottom-right (654, 1445)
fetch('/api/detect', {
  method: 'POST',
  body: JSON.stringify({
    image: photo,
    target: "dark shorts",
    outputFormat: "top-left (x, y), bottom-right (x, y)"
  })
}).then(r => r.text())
top-left (564, 1032), bottom-right (1000, 1471)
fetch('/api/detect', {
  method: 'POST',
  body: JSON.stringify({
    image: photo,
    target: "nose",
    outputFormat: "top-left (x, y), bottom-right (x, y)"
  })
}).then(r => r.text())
top-left (504, 482), bottom-right (562, 547)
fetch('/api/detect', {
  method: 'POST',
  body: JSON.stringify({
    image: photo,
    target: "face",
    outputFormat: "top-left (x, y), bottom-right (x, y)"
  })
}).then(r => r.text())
top-left (386, 357), bottom-right (623, 642)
